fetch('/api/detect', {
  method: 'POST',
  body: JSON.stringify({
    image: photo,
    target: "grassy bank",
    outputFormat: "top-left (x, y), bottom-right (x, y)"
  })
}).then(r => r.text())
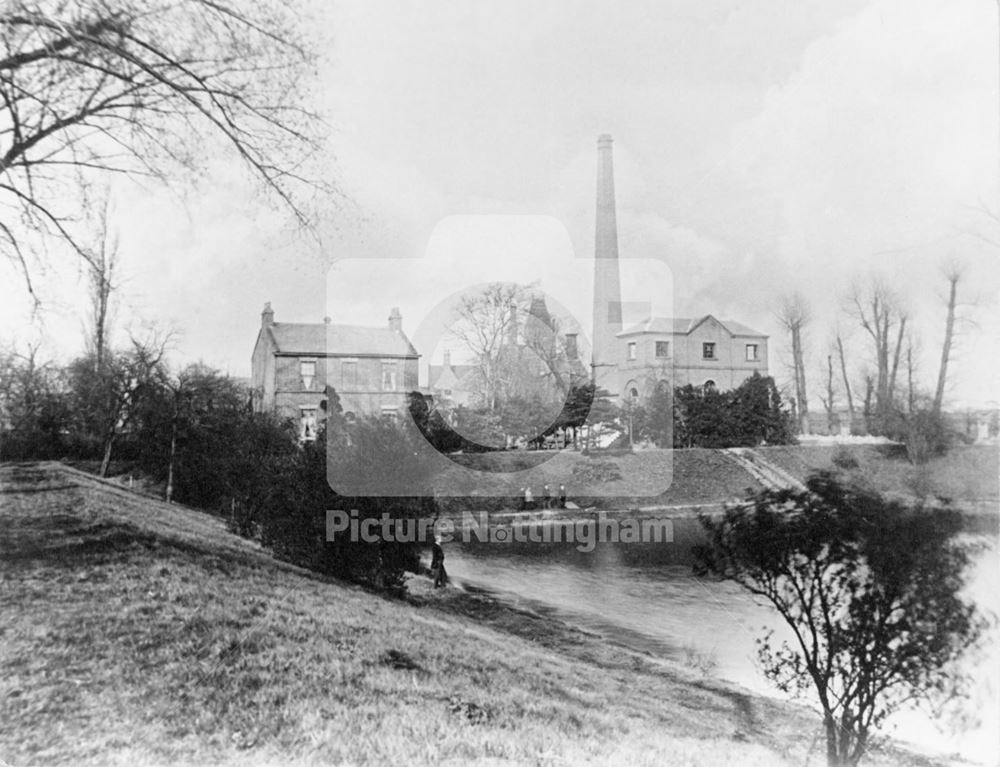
top-left (758, 444), bottom-right (999, 503)
top-left (436, 448), bottom-right (762, 510)
top-left (0, 463), bottom-right (956, 766)
top-left (436, 443), bottom-right (999, 512)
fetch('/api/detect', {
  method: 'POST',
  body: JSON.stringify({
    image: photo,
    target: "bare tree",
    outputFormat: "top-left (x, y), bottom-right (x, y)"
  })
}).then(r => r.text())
top-left (818, 353), bottom-right (836, 435)
top-left (1, 1), bottom-right (330, 298)
top-left (451, 283), bottom-right (524, 411)
top-left (84, 196), bottom-right (118, 370)
top-left (932, 268), bottom-right (961, 417)
top-left (777, 292), bottom-right (811, 434)
top-left (69, 327), bottom-right (172, 476)
top-left (835, 333), bottom-right (856, 433)
top-left (0, 341), bottom-right (69, 456)
top-left (846, 277), bottom-right (907, 432)
top-left (861, 370), bottom-right (875, 433)
top-left (906, 339), bottom-right (916, 414)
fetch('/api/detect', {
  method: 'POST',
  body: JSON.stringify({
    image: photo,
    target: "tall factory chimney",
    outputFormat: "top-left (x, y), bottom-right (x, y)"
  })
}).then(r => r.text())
top-left (592, 134), bottom-right (623, 392)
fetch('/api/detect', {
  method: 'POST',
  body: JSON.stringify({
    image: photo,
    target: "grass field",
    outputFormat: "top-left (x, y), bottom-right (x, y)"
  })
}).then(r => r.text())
top-left (0, 462), bottom-right (955, 767)
top-left (434, 443), bottom-right (999, 513)
top-left (435, 448), bottom-right (762, 510)
top-left (758, 444), bottom-right (1000, 503)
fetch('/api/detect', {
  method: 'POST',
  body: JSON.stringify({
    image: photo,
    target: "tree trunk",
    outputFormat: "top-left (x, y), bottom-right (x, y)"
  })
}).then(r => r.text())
top-left (825, 716), bottom-right (844, 767)
top-left (887, 315), bottom-right (906, 411)
top-left (825, 354), bottom-right (836, 434)
top-left (836, 335), bottom-right (855, 432)
top-left (907, 344), bottom-right (915, 414)
top-left (166, 415), bottom-right (178, 503)
top-left (99, 432), bottom-right (116, 477)
top-left (863, 376), bottom-right (874, 434)
top-left (792, 325), bottom-right (809, 434)
top-left (933, 273), bottom-right (959, 416)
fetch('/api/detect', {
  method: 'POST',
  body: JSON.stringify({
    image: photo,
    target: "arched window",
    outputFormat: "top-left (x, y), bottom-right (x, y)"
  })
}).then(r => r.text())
top-left (624, 380), bottom-right (641, 404)
top-left (703, 380), bottom-right (716, 393)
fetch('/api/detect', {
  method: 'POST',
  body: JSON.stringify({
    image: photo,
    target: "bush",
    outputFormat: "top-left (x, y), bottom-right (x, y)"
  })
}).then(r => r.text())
top-left (671, 373), bottom-right (795, 449)
top-left (831, 448), bottom-right (859, 470)
top-left (883, 408), bottom-right (951, 465)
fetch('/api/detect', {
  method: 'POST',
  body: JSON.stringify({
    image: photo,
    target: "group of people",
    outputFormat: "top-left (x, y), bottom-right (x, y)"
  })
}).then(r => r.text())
top-left (519, 484), bottom-right (567, 511)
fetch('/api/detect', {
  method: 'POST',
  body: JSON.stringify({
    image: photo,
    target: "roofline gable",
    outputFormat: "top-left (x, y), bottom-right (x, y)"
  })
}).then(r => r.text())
top-left (687, 314), bottom-right (727, 336)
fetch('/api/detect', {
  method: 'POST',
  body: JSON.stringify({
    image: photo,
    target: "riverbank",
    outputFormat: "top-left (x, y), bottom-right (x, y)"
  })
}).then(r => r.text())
top-left (431, 443), bottom-right (1000, 515)
top-left (0, 462), bottom-right (964, 766)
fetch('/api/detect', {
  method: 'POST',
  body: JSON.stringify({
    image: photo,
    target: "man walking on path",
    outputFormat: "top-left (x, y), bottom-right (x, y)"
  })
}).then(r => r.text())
top-left (431, 536), bottom-right (447, 588)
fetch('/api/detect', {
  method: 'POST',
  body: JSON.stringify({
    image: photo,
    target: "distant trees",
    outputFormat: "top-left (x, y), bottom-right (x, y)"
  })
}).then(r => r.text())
top-left (0, 343), bottom-right (70, 458)
top-left (66, 333), bottom-right (171, 476)
top-left (1, 0), bottom-right (329, 295)
top-left (847, 277), bottom-right (908, 435)
top-left (696, 472), bottom-right (987, 767)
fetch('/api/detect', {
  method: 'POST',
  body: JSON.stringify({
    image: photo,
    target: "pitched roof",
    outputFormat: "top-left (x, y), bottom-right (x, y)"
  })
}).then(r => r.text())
top-left (268, 322), bottom-right (418, 357)
top-left (618, 315), bottom-right (766, 338)
top-left (428, 363), bottom-right (479, 390)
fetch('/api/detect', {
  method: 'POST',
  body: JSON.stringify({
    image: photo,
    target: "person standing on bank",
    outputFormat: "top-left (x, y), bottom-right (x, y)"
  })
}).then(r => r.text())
top-left (431, 536), bottom-right (447, 588)
top-left (544, 484), bottom-right (553, 510)
top-left (559, 484), bottom-right (567, 509)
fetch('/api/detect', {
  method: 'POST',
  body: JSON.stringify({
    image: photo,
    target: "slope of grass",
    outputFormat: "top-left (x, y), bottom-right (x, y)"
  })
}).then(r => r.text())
top-left (758, 444), bottom-right (999, 503)
top-left (434, 448), bottom-right (762, 510)
top-left (0, 463), bottom-right (952, 767)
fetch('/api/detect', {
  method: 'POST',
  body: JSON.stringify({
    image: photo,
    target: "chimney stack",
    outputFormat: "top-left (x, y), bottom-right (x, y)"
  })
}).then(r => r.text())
top-left (592, 134), bottom-right (623, 388)
top-left (261, 302), bottom-right (274, 328)
top-left (507, 304), bottom-right (519, 346)
top-left (565, 333), bottom-right (578, 360)
top-left (388, 306), bottom-right (402, 332)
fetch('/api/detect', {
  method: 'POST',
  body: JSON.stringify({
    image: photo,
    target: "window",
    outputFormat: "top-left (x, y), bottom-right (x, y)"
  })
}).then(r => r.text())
top-left (746, 344), bottom-right (759, 361)
top-left (381, 360), bottom-right (398, 391)
top-left (380, 405), bottom-right (398, 422)
top-left (629, 387), bottom-right (640, 401)
top-left (341, 359), bottom-right (358, 390)
top-left (655, 341), bottom-right (669, 358)
top-left (300, 408), bottom-right (318, 441)
top-left (702, 342), bottom-right (716, 360)
top-left (627, 342), bottom-right (637, 360)
top-left (299, 358), bottom-right (316, 390)
top-left (704, 380), bottom-right (716, 392)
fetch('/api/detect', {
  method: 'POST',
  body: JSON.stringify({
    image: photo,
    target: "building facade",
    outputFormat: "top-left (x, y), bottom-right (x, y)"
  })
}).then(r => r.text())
top-left (251, 303), bottom-right (419, 438)
top-left (615, 315), bottom-right (769, 400)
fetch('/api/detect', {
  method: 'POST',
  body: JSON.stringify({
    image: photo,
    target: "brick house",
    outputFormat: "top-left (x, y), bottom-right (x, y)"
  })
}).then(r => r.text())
top-left (427, 350), bottom-right (480, 407)
top-left (251, 303), bottom-right (419, 438)
top-left (615, 314), bottom-right (768, 401)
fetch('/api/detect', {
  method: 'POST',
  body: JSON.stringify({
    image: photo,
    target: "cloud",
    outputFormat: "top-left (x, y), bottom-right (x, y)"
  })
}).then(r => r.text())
top-left (720, 0), bottom-right (1000, 404)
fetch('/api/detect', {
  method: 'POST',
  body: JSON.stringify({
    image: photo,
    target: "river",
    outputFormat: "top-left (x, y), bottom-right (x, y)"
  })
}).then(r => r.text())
top-left (441, 515), bottom-right (1000, 765)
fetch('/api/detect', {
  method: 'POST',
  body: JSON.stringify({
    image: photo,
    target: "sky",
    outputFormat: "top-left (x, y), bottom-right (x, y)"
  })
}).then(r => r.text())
top-left (3, 0), bottom-right (1000, 408)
